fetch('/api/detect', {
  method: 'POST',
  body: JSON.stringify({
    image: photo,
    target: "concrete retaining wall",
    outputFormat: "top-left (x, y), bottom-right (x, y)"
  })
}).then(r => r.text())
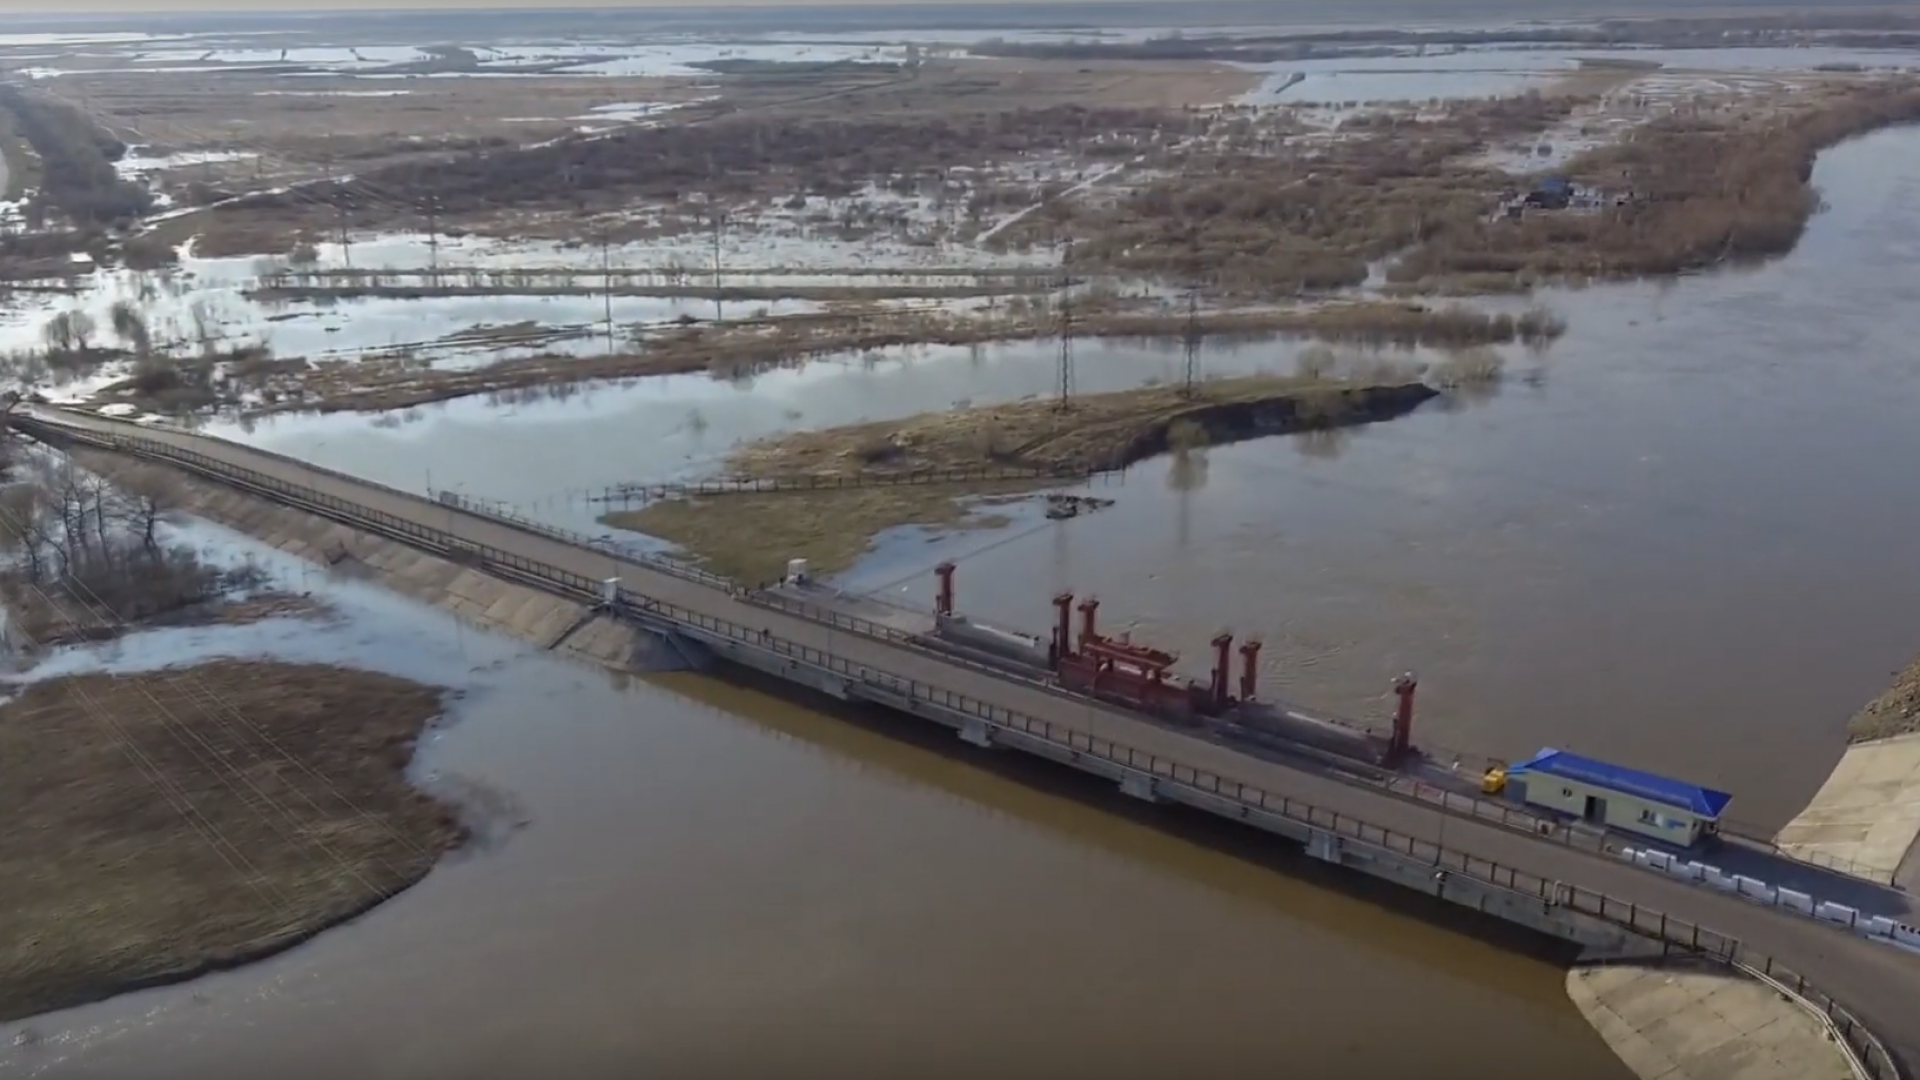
top-left (72, 449), bottom-right (664, 673)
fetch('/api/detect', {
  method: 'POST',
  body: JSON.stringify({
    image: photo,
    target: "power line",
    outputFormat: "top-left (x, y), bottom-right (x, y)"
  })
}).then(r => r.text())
top-left (1182, 289), bottom-right (1201, 397)
top-left (0, 457), bottom-right (434, 889)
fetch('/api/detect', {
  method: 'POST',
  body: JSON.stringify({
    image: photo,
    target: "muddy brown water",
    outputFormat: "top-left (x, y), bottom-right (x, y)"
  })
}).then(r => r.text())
top-left (12, 127), bottom-right (1919, 1077)
top-left (0, 579), bottom-right (1625, 1079)
top-left (229, 126), bottom-right (1920, 830)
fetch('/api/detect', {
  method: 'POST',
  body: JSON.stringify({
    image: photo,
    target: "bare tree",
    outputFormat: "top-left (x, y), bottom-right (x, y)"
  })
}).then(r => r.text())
top-left (108, 300), bottom-right (152, 359)
top-left (0, 455), bottom-right (219, 638)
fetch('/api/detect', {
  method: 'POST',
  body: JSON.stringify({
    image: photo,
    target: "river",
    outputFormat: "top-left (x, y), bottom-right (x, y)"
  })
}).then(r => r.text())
top-left (0, 541), bottom-right (1621, 1078)
top-left (219, 126), bottom-right (1920, 831)
top-left (5, 120), bottom-right (1917, 1080)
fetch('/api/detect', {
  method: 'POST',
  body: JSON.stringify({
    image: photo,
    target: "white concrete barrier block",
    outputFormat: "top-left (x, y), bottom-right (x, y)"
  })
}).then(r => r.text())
top-left (1619, 846), bottom-right (1639, 862)
top-left (1815, 901), bottom-right (1860, 927)
top-left (1864, 915), bottom-right (1898, 939)
top-left (1734, 876), bottom-right (1773, 903)
top-left (1703, 868), bottom-right (1738, 892)
top-left (1670, 860), bottom-right (1705, 881)
top-left (1645, 851), bottom-right (1673, 872)
top-left (1776, 888), bottom-right (1814, 914)
top-left (1631, 850), bottom-right (1653, 868)
top-left (1894, 924), bottom-right (1920, 949)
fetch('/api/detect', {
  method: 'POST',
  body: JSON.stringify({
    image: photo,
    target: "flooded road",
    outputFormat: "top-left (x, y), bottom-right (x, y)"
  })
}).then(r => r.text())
top-left (0, 529), bottom-right (1625, 1078)
top-left (225, 127), bottom-right (1920, 832)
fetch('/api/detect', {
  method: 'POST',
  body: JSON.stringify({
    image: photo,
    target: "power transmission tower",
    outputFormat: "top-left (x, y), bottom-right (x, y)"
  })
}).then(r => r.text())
top-left (324, 154), bottom-right (351, 268)
top-left (336, 195), bottom-right (353, 269)
top-left (1055, 237), bottom-right (1074, 412)
top-left (1181, 289), bottom-right (1201, 397)
top-left (710, 210), bottom-right (726, 323)
top-left (600, 228), bottom-right (615, 352)
top-left (424, 196), bottom-right (440, 281)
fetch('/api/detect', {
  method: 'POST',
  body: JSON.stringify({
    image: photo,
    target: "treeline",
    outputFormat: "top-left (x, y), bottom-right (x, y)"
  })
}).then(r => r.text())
top-left (1054, 95), bottom-right (1573, 294)
top-left (1391, 83), bottom-right (1920, 287)
top-left (0, 86), bottom-right (153, 229)
top-left (968, 14), bottom-right (1920, 61)
top-left (0, 454), bottom-right (230, 647)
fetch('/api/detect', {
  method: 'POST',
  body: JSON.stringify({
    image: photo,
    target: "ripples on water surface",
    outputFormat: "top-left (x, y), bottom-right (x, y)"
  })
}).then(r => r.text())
top-left (8, 118), bottom-right (1920, 1080)
top-left (0, 521), bottom-right (1625, 1078)
top-left (227, 127), bottom-right (1920, 825)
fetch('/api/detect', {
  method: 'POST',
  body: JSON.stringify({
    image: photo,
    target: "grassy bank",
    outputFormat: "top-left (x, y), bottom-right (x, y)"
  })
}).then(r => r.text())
top-left (1848, 655), bottom-right (1920, 743)
top-left (0, 660), bottom-right (462, 1023)
top-left (605, 375), bottom-right (1437, 582)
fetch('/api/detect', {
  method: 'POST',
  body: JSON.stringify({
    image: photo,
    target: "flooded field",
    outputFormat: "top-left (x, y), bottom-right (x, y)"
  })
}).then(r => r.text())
top-left (7, 9), bottom-right (1920, 1075)
top-left (212, 125), bottom-right (1920, 835)
top-left (0, 520), bottom-right (1627, 1079)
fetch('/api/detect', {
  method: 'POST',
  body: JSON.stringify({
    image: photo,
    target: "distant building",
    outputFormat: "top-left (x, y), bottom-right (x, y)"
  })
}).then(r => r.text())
top-left (1503, 747), bottom-right (1732, 847)
top-left (1523, 174), bottom-right (1574, 210)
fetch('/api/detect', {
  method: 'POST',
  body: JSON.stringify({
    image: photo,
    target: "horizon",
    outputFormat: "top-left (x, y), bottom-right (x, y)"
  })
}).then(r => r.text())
top-left (0, 0), bottom-right (1830, 22)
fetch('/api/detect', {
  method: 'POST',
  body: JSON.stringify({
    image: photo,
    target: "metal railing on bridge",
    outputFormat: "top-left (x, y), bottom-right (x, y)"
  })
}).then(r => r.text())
top-left (35, 411), bottom-right (1907, 893)
top-left (22, 417), bottom-right (1907, 1080)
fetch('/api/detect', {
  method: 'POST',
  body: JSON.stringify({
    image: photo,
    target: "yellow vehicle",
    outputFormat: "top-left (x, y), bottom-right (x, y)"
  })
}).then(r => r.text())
top-left (1481, 765), bottom-right (1508, 796)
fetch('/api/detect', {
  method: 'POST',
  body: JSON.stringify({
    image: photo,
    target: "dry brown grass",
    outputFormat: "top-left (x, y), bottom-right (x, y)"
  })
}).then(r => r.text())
top-left (606, 374), bottom-right (1435, 582)
top-left (0, 660), bottom-right (462, 1023)
top-left (731, 374), bottom-right (1365, 476)
top-left (1032, 95), bottom-right (1581, 294)
top-left (1849, 654), bottom-right (1920, 743)
top-left (616, 481), bottom-right (1037, 585)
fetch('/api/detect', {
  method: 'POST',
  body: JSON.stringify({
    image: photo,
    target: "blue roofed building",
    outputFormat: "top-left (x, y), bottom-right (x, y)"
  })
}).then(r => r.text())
top-left (1503, 748), bottom-right (1733, 847)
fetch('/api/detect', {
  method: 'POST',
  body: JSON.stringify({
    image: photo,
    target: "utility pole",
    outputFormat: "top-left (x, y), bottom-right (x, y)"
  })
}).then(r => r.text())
top-left (1182, 289), bottom-right (1201, 398)
top-left (322, 154), bottom-right (351, 268)
top-left (600, 228), bottom-right (615, 352)
top-left (1055, 237), bottom-right (1075, 413)
top-left (710, 210), bottom-right (725, 324)
top-left (336, 195), bottom-right (353, 269)
top-left (425, 195), bottom-right (440, 282)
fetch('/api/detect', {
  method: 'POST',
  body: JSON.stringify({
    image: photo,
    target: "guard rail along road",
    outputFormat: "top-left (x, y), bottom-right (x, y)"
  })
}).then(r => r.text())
top-left (13, 411), bottom-right (1914, 1080)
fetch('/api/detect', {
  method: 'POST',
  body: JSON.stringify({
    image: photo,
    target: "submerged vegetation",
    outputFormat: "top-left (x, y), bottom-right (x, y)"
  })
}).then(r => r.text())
top-left (606, 374), bottom-right (1439, 582)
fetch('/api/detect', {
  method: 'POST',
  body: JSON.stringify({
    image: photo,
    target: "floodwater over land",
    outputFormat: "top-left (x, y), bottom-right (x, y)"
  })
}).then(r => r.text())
top-left (8, 13), bottom-right (1920, 1076)
top-left (220, 126), bottom-right (1920, 837)
top-left (0, 523), bottom-right (1626, 1079)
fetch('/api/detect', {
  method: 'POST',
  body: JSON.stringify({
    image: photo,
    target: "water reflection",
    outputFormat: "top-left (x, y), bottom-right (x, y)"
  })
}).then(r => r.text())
top-left (192, 129), bottom-right (1920, 837)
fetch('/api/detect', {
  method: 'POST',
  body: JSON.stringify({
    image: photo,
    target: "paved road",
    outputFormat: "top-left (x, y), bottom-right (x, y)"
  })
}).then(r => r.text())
top-left (33, 408), bottom-right (1920, 1072)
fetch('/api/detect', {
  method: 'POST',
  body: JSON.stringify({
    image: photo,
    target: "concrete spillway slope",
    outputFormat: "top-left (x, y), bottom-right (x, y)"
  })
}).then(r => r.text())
top-left (1776, 732), bottom-right (1920, 891)
top-left (1570, 957), bottom-right (1859, 1080)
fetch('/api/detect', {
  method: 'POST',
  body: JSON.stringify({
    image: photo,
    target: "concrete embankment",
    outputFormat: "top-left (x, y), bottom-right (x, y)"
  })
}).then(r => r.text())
top-left (1569, 955), bottom-right (1859, 1080)
top-left (1775, 733), bottom-right (1920, 891)
top-left (69, 448), bottom-right (679, 674)
top-left (1777, 660), bottom-right (1920, 890)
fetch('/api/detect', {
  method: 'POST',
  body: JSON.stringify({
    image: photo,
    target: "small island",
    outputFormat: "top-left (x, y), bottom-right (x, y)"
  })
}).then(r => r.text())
top-left (605, 371), bottom-right (1446, 582)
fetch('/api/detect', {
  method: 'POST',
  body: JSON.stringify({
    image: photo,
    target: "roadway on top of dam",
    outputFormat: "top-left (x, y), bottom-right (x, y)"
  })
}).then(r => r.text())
top-left (22, 405), bottom-right (1920, 1073)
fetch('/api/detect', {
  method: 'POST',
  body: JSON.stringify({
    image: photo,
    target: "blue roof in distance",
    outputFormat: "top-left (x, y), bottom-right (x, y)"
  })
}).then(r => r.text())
top-left (1507, 748), bottom-right (1733, 819)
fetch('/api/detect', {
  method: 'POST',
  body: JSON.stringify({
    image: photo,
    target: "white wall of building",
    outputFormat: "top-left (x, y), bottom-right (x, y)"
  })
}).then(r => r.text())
top-left (1518, 774), bottom-right (1704, 846)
